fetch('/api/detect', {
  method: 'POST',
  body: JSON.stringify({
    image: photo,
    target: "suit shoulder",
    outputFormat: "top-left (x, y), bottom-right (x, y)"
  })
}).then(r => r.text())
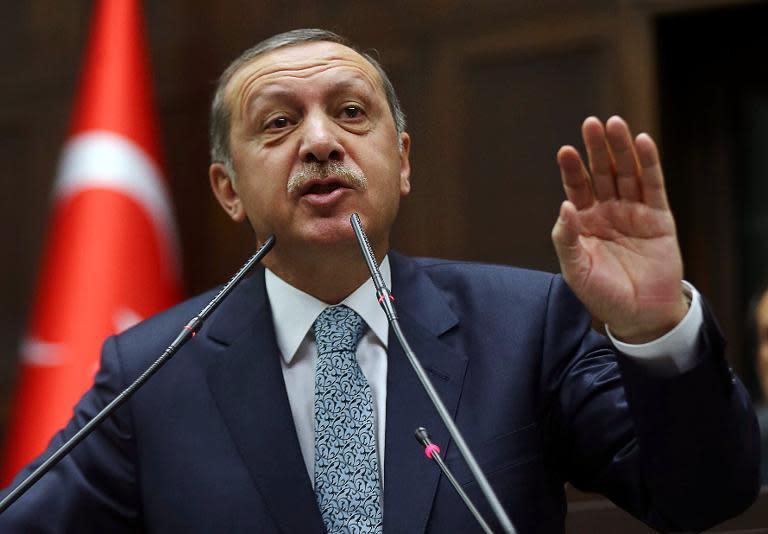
top-left (104, 287), bottom-right (223, 367)
top-left (122, 288), bottom-right (221, 339)
top-left (392, 253), bottom-right (560, 312)
top-left (406, 255), bottom-right (557, 294)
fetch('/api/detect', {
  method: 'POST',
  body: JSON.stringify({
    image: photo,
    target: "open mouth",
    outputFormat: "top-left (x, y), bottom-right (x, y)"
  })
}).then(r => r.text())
top-left (306, 181), bottom-right (343, 195)
top-left (298, 178), bottom-right (352, 206)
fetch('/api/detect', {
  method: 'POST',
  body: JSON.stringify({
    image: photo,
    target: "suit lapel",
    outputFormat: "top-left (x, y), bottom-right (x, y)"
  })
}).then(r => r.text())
top-left (205, 271), bottom-right (324, 533)
top-left (202, 255), bottom-right (468, 533)
top-left (383, 254), bottom-right (468, 533)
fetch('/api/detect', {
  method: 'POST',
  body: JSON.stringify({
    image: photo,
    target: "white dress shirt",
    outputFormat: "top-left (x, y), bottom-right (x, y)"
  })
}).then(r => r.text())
top-left (264, 256), bottom-right (704, 486)
top-left (608, 281), bottom-right (703, 376)
top-left (265, 258), bottom-right (391, 485)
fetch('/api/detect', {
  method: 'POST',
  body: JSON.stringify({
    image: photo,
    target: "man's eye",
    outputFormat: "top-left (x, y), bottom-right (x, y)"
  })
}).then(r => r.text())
top-left (267, 116), bottom-right (290, 129)
top-left (342, 106), bottom-right (362, 119)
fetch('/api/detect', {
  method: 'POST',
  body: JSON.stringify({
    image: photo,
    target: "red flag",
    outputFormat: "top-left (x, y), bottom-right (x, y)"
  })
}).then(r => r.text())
top-left (2, 0), bottom-right (181, 483)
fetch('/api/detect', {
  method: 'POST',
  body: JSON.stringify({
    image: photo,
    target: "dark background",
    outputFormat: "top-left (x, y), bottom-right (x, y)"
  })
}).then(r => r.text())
top-left (1, 0), bottom-right (767, 529)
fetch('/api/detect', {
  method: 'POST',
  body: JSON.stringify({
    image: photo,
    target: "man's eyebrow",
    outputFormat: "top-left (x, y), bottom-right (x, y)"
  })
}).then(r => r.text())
top-left (242, 73), bottom-right (381, 118)
top-left (243, 86), bottom-right (298, 116)
top-left (248, 86), bottom-right (296, 104)
top-left (329, 75), bottom-right (378, 95)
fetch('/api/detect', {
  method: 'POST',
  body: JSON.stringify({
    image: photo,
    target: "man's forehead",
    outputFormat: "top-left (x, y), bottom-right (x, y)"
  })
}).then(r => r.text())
top-left (225, 41), bottom-right (384, 102)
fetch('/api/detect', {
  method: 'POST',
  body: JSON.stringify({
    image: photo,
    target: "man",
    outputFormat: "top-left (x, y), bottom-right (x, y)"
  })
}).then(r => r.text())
top-left (751, 286), bottom-right (768, 484)
top-left (0, 28), bottom-right (759, 533)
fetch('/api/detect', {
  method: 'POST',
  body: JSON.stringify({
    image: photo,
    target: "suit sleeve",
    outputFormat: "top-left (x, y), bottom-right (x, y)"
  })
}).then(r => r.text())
top-left (0, 335), bottom-right (141, 533)
top-left (540, 274), bottom-right (761, 532)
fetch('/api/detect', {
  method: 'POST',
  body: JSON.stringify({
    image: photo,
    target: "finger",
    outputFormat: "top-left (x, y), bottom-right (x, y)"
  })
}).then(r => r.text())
top-left (551, 200), bottom-right (588, 280)
top-left (635, 133), bottom-right (670, 210)
top-left (605, 116), bottom-right (641, 202)
top-left (582, 117), bottom-right (617, 201)
top-left (557, 145), bottom-right (594, 210)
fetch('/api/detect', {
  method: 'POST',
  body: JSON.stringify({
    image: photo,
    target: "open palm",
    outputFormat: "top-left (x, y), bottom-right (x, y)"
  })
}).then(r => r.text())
top-left (552, 116), bottom-right (688, 343)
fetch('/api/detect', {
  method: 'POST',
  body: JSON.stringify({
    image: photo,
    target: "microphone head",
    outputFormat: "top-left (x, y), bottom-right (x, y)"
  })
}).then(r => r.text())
top-left (414, 427), bottom-right (432, 447)
top-left (350, 212), bottom-right (375, 260)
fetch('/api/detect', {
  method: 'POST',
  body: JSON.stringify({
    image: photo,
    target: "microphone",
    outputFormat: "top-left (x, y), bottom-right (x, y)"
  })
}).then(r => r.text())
top-left (0, 235), bottom-right (276, 514)
top-left (415, 427), bottom-right (494, 534)
top-left (349, 213), bottom-right (396, 321)
top-left (349, 213), bottom-right (517, 534)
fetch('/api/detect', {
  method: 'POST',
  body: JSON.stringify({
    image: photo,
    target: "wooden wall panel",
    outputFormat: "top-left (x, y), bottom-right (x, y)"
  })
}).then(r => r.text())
top-left (461, 46), bottom-right (609, 271)
top-left (0, 118), bottom-right (37, 423)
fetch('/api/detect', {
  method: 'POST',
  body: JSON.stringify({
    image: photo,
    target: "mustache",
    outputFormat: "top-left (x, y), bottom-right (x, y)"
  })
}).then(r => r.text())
top-left (286, 161), bottom-right (367, 194)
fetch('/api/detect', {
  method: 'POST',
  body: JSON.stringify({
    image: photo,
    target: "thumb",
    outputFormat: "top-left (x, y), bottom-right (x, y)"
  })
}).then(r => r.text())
top-left (551, 201), bottom-right (586, 275)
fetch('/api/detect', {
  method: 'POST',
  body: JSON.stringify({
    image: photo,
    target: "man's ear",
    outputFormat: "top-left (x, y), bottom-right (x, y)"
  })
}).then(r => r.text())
top-left (209, 162), bottom-right (246, 222)
top-left (398, 132), bottom-right (411, 196)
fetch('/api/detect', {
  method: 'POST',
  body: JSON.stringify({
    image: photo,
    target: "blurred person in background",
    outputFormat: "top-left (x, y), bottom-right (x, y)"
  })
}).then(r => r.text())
top-left (750, 285), bottom-right (768, 484)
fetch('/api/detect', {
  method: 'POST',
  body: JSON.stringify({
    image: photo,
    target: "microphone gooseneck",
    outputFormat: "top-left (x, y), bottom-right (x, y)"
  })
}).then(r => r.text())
top-left (414, 427), bottom-right (493, 534)
top-left (0, 235), bottom-right (276, 514)
top-left (350, 213), bottom-right (397, 321)
top-left (349, 213), bottom-right (517, 534)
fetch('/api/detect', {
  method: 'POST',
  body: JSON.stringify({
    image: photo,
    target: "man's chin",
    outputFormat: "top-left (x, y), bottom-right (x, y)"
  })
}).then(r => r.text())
top-left (293, 219), bottom-right (359, 250)
top-left (273, 210), bottom-right (389, 257)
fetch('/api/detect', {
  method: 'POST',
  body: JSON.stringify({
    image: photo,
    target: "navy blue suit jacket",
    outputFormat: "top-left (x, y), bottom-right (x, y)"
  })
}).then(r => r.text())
top-left (0, 253), bottom-right (760, 532)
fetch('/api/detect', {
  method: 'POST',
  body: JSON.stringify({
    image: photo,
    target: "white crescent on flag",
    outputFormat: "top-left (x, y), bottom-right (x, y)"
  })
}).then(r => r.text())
top-left (54, 130), bottom-right (180, 266)
top-left (19, 338), bottom-right (63, 367)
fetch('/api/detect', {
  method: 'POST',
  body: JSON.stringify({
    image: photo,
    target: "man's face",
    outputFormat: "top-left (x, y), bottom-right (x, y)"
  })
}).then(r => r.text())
top-left (756, 292), bottom-right (768, 398)
top-left (210, 41), bottom-right (411, 258)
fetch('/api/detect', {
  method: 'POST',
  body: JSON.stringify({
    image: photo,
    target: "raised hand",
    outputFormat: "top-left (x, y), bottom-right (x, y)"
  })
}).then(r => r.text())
top-left (551, 116), bottom-right (689, 344)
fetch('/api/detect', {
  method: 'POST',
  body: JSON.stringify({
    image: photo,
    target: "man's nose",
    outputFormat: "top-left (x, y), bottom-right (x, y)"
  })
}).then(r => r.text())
top-left (298, 113), bottom-right (344, 163)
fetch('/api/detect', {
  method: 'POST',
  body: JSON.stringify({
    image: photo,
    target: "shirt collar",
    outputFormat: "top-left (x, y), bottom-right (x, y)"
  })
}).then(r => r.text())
top-left (265, 256), bottom-right (391, 365)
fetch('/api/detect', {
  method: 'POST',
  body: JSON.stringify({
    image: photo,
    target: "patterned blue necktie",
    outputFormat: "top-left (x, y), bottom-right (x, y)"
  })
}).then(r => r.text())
top-left (313, 305), bottom-right (383, 534)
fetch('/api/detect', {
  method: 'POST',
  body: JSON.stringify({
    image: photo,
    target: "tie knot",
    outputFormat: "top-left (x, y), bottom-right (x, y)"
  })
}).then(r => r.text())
top-left (313, 305), bottom-right (366, 354)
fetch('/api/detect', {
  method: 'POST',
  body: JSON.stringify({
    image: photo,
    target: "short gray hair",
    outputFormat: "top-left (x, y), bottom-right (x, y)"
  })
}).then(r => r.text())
top-left (209, 28), bottom-right (407, 169)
